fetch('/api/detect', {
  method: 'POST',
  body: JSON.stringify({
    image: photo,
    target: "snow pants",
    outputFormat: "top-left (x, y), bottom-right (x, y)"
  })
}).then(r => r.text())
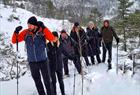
top-left (102, 42), bottom-right (112, 63)
top-left (29, 60), bottom-right (54, 95)
top-left (50, 68), bottom-right (65, 95)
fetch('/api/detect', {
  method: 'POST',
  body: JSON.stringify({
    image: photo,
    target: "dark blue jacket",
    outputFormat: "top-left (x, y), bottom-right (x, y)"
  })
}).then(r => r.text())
top-left (25, 31), bottom-right (47, 62)
top-left (86, 27), bottom-right (101, 55)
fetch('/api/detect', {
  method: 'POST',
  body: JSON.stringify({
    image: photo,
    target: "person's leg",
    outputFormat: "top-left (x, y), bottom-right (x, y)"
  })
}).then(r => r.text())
top-left (40, 61), bottom-right (55, 95)
top-left (84, 56), bottom-right (90, 66)
top-left (63, 58), bottom-right (69, 75)
top-left (105, 42), bottom-right (112, 69)
top-left (90, 56), bottom-right (95, 65)
top-left (56, 69), bottom-right (65, 95)
top-left (73, 56), bottom-right (82, 74)
top-left (50, 71), bottom-right (57, 95)
top-left (96, 54), bottom-right (101, 64)
top-left (102, 43), bottom-right (107, 62)
top-left (108, 42), bottom-right (112, 63)
top-left (29, 62), bottom-right (46, 95)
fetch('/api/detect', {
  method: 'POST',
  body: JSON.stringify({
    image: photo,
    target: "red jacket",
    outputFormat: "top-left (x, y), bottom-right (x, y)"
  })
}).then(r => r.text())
top-left (12, 27), bottom-right (55, 44)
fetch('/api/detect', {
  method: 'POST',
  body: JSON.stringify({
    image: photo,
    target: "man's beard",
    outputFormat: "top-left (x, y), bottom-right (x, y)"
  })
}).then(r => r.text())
top-left (28, 28), bottom-right (36, 33)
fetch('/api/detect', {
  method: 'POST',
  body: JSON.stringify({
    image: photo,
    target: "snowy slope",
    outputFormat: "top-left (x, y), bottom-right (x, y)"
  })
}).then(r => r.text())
top-left (0, 4), bottom-right (140, 95)
top-left (1, 48), bottom-right (140, 95)
top-left (0, 4), bottom-right (72, 57)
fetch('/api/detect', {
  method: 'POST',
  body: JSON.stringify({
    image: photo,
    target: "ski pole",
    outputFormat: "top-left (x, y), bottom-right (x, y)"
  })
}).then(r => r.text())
top-left (16, 34), bottom-right (19, 95)
top-left (116, 43), bottom-right (119, 74)
top-left (73, 60), bottom-right (76, 95)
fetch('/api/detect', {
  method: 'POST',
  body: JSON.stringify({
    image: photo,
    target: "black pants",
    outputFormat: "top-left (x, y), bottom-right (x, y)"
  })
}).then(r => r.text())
top-left (63, 58), bottom-right (69, 75)
top-left (90, 54), bottom-right (101, 64)
top-left (73, 56), bottom-right (82, 74)
top-left (102, 42), bottom-right (112, 63)
top-left (63, 57), bottom-right (82, 74)
top-left (84, 56), bottom-right (90, 66)
top-left (29, 60), bottom-right (54, 95)
top-left (51, 69), bottom-right (65, 95)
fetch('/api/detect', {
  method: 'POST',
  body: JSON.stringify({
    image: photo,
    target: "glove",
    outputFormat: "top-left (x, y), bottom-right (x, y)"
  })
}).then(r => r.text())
top-left (14, 26), bottom-right (22, 34)
top-left (69, 55), bottom-right (77, 60)
top-left (116, 38), bottom-right (120, 45)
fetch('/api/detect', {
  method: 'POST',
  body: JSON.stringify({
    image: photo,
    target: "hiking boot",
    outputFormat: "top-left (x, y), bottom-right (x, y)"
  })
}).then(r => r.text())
top-left (107, 62), bottom-right (112, 70)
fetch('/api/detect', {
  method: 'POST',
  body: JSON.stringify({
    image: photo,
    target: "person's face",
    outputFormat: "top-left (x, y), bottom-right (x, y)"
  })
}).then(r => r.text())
top-left (89, 23), bottom-right (94, 29)
top-left (104, 22), bottom-right (109, 27)
top-left (75, 27), bottom-right (79, 32)
top-left (54, 36), bottom-right (58, 42)
top-left (61, 33), bottom-right (67, 39)
top-left (28, 24), bottom-right (36, 32)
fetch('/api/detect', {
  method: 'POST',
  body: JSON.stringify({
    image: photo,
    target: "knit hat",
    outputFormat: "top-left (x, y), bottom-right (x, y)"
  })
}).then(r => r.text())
top-left (27, 16), bottom-right (38, 26)
top-left (52, 31), bottom-right (58, 37)
top-left (37, 21), bottom-right (45, 28)
top-left (74, 22), bottom-right (79, 27)
top-left (61, 29), bottom-right (66, 34)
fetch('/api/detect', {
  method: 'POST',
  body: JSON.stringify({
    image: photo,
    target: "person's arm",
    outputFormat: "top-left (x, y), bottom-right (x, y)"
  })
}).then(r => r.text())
top-left (111, 27), bottom-right (120, 44)
top-left (60, 44), bottom-right (75, 60)
top-left (12, 29), bottom-right (27, 44)
top-left (43, 27), bottom-right (55, 41)
top-left (111, 27), bottom-right (118, 40)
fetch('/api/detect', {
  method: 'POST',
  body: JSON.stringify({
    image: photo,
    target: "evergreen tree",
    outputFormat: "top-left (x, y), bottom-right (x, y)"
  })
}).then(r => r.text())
top-left (117, 0), bottom-right (134, 51)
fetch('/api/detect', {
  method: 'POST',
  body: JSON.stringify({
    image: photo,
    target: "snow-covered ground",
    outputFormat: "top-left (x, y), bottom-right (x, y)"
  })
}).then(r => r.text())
top-left (1, 47), bottom-right (140, 95)
top-left (0, 4), bottom-right (140, 95)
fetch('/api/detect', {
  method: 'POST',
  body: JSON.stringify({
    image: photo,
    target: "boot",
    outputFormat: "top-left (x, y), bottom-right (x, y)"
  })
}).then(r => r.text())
top-left (107, 59), bottom-right (112, 70)
top-left (108, 63), bottom-right (112, 70)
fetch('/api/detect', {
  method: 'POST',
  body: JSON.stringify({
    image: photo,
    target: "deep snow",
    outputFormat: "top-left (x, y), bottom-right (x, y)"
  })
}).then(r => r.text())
top-left (0, 4), bottom-right (140, 95)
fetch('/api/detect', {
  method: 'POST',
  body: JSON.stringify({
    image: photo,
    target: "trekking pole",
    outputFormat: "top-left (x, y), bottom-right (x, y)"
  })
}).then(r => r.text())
top-left (16, 34), bottom-right (19, 95)
top-left (116, 43), bottom-right (119, 74)
top-left (77, 32), bottom-right (84, 95)
top-left (73, 60), bottom-right (76, 95)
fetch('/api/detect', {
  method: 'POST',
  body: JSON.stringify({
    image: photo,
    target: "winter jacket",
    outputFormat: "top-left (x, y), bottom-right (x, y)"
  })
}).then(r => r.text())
top-left (12, 27), bottom-right (55, 62)
top-left (70, 27), bottom-right (88, 57)
top-left (100, 26), bottom-right (118, 43)
top-left (47, 42), bottom-right (73, 71)
top-left (86, 27), bottom-right (101, 55)
top-left (59, 35), bottom-right (76, 58)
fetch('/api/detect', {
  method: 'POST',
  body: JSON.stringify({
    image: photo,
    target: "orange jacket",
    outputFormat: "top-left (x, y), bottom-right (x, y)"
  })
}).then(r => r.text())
top-left (12, 27), bottom-right (55, 44)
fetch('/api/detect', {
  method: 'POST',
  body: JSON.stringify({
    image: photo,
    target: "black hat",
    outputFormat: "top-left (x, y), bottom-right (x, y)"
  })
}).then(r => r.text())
top-left (52, 31), bottom-right (58, 37)
top-left (37, 21), bottom-right (45, 28)
top-left (27, 16), bottom-right (38, 26)
top-left (74, 22), bottom-right (79, 27)
top-left (61, 29), bottom-right (66, 34)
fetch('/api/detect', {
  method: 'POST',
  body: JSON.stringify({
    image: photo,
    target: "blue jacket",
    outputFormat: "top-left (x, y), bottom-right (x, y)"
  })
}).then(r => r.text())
top-left (25, 31), bottom-right (47, 62)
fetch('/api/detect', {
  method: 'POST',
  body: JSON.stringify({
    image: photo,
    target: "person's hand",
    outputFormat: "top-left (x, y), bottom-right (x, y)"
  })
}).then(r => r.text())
top-left (69, 55), bottom-right (77, 60)
top-left (116, 38), bottom-right (120, 45)
top-left (14, 26), bottom-right (22, 34)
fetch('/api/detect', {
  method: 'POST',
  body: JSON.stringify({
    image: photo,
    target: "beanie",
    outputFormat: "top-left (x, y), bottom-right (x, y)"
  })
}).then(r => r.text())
top-left (27, 16), bottom-right (38, 26)
top-left (37, 21), bottom-right (45, 29)
top-left (52, 31), bottom-right (58, 37)
top-left (74, 22), bottom-right (79, 27)
top-left (61, 29), bottom-right (66, 34)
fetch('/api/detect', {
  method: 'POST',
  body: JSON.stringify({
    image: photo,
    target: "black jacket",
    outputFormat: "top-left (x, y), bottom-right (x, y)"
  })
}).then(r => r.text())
top-left (86, 27), bottom-right (101, 55)
top-left (60, 35), bottom-right (76, 58)
top-left (47, 42), bottom-right (74, 71)
top-left (70, 28), bottom-right (88, 57)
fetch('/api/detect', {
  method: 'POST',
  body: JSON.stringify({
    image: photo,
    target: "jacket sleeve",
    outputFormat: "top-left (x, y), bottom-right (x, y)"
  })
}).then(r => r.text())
top-left (111, 27), bottom-right (119, 40)
top-left (43, 27), bottom-right (55, 41)
top-left (12, 29), bottom-right (27, 44)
